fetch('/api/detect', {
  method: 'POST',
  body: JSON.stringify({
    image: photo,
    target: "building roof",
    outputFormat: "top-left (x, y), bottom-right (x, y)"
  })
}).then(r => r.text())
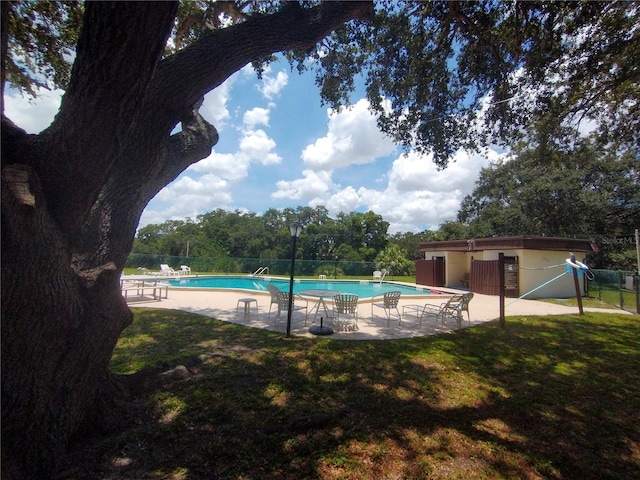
top-left (419, 235), bottom-right (597, 253)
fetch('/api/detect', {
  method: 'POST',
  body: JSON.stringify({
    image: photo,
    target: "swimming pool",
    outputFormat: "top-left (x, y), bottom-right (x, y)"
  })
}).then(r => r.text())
top-left (164, 275), bottom-right (439, 299)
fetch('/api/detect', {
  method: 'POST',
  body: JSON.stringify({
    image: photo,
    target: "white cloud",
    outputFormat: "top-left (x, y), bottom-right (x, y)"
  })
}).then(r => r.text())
top-left (388, 149), bottom-right (490, 194)
top-left (239, 129), bottom-right (281, 165)
top-left (322, 186), bottom-right (363, 214)
top-left (189, 151), bottom-right (247, 181)
top-left (243, 107), bottom-right (270, 128)
top-left (146, 111), bottom-right (283, 225)
top-left (367, 148), bottom-right (506, 232)
top-left (258, 69), bottom-right (288, 99)
top-left (142, 173), bottom-right (233, 226)
top-left (200, 73), bottom-right (238, 129)
top-left (4, 87), bottom-right (63, 134)
top-left (284, 146), bottom-right (507, 234)
top-left (187, 123), bottom-right (282, 181)
top-left (272, 169), bottom-right (333, 201)
top-left (275, 95), bottom-right (504, 232)
top-left (155, 174), bottom-right (230, 202)
top-left (301, 98), bottom-right (396, 170)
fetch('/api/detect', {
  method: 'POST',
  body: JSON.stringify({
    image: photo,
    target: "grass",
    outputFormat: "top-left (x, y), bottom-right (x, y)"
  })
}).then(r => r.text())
top-left (541, 296), bottom-right (616, 309)
top-left (542, 293), bottom-right (638, 312)
top-left (591, 286), bottom-right (637, 311)
top-left (63, 310), bottom-right (640, 479)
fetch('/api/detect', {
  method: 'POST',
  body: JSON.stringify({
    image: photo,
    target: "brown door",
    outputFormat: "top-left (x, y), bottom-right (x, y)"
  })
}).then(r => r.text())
top-left (415, 257), bottom-right (446, 287)
top-left (433, 256), bottom-right (445, 287)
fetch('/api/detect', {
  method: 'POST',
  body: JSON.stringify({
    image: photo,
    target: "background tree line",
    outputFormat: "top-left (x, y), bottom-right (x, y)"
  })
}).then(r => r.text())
top-left (133, 206), bottom-right (415, 275)
top-left (136, 139), bottom-right (639, 271)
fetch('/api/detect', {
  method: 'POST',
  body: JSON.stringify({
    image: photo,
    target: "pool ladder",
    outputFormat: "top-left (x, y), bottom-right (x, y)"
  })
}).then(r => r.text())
top-left (252, 266), bottom-right (269, 276)
top-left (379, 269), bottom-right (388, 283)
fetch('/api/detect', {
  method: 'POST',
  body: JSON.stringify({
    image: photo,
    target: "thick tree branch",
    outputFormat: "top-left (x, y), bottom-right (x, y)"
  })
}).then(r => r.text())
top-left (147, 1), bottom-right (374, 132)
top-left (75, 101), bottom-right (220, 271)
top-left (33, 2), bottom-right (179, 241)
top-left (163, 100), bottom-right (220, 183)
top-left (84, 1), bottom-right (374, 255)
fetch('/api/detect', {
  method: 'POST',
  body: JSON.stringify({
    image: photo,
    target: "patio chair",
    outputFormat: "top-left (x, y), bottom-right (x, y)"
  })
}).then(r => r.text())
top-left (420, 293), bottom-right (473, 329)
top-left (371, 291), bottom-right (402, 326)
top-left (333, 294), bottom-right (359, 331)
top-left (267, 285), bottom-right (308, 325)
top-left (372, 269), bottom-right (388, 281)
top-left (179, 265), bottom-right (191, 276)
top-left (159, 264), bottom-right (176, 276)
top-left (267, 285), bottom-right (281, 319)
top-left (274, 291), bottom-right (308, 325)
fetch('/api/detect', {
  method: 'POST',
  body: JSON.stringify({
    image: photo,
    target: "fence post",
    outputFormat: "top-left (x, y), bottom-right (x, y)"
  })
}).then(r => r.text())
top-left (499, 253), bottom-right (505, 328)
top-left (619, 271), bottom-right (624, 310)
top-left (633, 275), bottom-right (640, 313)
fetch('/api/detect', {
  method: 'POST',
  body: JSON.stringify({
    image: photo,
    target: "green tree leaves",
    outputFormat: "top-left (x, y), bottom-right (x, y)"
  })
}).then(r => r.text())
top-left (133, 206), bottom-right (391, 263)
top-left (3, 0), bottom-right (83, 96)
top-left (457, 140), bottom-right (640, 268)
top-left (312, 1), bottom-right (640, 165)
top-left (375, 243), bottom-right (414, 276)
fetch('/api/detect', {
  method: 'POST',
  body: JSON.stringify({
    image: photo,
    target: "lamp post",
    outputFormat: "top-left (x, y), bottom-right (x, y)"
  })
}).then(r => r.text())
top-left (286, 222), bottom-right (303, 337)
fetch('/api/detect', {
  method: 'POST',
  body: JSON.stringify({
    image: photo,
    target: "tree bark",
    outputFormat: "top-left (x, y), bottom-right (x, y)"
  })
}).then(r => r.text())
top-left (1, 2), bottom-right (373, 478)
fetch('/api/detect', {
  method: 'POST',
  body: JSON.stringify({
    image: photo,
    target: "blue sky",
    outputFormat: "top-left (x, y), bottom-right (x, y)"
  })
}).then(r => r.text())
top-left (4, 56), bottom-right (507, 233)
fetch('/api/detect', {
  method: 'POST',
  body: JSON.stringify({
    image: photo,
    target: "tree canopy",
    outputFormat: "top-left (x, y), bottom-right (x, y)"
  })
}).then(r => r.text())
top-left (457, 140), bottom-right (640, 268)
top-left (133, 206), bottom-right (389, 263)
top-left (5, 1), bottom-right (639, 164)
top-left (294, 0), bottom-right (640, 164)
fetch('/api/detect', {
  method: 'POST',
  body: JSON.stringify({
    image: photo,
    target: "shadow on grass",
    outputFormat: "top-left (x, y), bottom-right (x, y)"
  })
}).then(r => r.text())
top-left (63, 310), bottom-right (640, 479)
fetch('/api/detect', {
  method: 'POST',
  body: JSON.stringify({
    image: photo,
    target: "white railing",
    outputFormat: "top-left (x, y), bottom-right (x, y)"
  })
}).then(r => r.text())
top-left (380, 269), bottom-right (388, 283)
top-left (252, 266), bottom-right (269, 276)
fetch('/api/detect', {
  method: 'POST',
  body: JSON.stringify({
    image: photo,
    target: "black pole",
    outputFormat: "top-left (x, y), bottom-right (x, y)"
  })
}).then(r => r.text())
top-left (286, 234), bottom-right (298, 337)
top-left (635, 274), bottom-right (639, 315)
top-left (499, 253), bottom-right (505, 328)
top-left (570, 253), bottom-right (584, 315)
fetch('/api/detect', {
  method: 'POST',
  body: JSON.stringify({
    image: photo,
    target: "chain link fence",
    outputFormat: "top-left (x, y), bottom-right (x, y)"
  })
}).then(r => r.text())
top-left (126, 253), bottom-right (379, 278)
top-left (127, 255), bottom-right (639, 313)
top-left (586, 269), bottom-right (639, 314)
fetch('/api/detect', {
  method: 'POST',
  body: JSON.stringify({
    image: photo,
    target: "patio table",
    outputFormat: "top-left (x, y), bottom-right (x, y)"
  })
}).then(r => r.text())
top-left (299, 289), bottom-right (342, 322)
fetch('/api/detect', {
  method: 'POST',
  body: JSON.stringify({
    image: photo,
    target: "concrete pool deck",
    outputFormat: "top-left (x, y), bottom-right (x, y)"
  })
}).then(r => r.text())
top-left (127, 281), bottom-right (633, 340)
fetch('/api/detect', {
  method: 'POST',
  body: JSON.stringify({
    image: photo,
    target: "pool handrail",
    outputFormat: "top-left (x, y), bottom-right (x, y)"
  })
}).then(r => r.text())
top-left (252, 266), bottom-right (269, 276)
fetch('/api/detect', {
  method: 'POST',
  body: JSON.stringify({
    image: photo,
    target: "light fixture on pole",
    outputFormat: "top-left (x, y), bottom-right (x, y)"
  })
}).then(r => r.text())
top-left (286, 222), bottom-right (303, 337)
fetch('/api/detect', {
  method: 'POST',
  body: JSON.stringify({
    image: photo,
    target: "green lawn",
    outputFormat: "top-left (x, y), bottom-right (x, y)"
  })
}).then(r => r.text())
top-left (65, 310), bottom-right (640, 479)
top-left (590, 286), bottom-right (637, 311)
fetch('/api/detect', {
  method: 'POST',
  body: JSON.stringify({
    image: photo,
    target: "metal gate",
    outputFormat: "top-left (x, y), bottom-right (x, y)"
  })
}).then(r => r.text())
top-left (415, 257), bottom-right (446, 287)
top-left (470, 257), bottom-right (519, 297)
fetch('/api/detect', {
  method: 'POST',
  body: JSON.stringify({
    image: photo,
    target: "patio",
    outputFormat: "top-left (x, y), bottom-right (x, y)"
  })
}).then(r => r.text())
top-left (127, 286), bottom-right (629, 340)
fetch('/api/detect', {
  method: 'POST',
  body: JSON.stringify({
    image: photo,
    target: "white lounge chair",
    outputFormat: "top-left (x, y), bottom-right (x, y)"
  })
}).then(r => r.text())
top-left (420, 293), bottom-right (473, 329)
top-left (159, 264), bottom-right (176, 276)
top-left (373, 269), bottom-right (388, 281)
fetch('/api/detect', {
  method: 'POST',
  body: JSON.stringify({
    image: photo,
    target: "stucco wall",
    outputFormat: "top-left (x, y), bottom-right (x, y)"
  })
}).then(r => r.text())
top-left (422, 248), bottom-right (587, 298)
top-left (517, 250), bottom-right (585, 299)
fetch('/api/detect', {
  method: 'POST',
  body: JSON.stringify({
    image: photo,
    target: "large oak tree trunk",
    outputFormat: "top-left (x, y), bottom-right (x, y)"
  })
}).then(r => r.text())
top-left (1, 2), bottom-right (373, 478)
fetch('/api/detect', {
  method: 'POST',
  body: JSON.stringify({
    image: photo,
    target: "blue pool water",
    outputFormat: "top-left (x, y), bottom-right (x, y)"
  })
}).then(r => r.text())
top-left (165, 275), bottom-right (437, 299)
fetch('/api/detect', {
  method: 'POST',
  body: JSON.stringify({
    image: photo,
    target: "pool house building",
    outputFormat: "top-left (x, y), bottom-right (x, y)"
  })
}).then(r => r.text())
top-left (416, 235), bottom-right (597, 299)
